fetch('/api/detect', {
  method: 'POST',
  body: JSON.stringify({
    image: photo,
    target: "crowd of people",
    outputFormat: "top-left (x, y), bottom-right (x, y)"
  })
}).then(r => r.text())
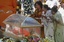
top-left (31, 0), bottom-right (64, 42)
top-left (0, 0), bottom-right (64, 42)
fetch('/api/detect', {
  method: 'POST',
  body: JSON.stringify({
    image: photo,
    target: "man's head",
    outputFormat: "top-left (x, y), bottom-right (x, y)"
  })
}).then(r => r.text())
top-left (34, 1), bottom-right (43, 9)
top-left (61, 2), bottom-right (64, 9)
top-left (51, 6), bottom-right (58, 14)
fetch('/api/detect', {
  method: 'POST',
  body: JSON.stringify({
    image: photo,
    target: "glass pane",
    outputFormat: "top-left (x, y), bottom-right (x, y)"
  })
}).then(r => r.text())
top-left (3, 14), bottom-right (26, 27)
top-left (21, 17), bottom-right (41, 27)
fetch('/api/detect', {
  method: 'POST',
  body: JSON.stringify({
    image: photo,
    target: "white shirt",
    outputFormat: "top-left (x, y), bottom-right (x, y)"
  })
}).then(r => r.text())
top-left (58, 7), bottom-right (64, 23)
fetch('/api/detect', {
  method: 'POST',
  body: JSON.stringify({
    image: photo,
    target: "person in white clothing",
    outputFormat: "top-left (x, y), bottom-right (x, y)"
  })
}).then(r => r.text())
top-left (51, 6), bottom-right (64, 42)
top-left (42, 4), bottom-right (54, 40)
top-left (58, 2), bottom-right (64, 41)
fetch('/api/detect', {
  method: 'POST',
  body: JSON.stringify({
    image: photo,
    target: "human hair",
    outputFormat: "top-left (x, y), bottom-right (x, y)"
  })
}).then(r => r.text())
top-left (43, 4), bottom-right (50, 10)
top-left (34, 1), bottom-right (43, 9)
top-left (51, 6), bottom-right (58, 13)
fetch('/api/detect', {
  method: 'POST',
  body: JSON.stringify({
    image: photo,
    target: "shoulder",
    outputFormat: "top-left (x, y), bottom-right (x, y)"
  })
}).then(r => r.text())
top-left (47, 10), bottom-right (51, 13)
top-left (55, 11), bottom-right (62, 18)
top-left (56, 11), bottom-right (61, 15)
top-left (46, 10), bottom-right (52, 15)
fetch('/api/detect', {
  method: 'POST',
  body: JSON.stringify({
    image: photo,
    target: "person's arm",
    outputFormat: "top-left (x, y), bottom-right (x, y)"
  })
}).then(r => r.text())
top-left (50, 16), bottom-right (59, 23)
top-left (50, 13), bottom-right (62, 24)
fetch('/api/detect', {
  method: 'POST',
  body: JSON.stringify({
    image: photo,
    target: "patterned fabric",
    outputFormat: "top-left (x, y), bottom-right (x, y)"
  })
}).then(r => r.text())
top-left (23, 0), bottom-right (33, 14)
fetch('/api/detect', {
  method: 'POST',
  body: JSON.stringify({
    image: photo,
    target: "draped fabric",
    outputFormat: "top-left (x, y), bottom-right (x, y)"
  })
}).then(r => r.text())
top-left (0, 0), bottom-right (17, 27)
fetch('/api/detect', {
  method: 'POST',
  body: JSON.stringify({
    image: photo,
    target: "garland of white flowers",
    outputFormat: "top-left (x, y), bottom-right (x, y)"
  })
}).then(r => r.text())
top-left (22, 0), bottom-right (33, 15)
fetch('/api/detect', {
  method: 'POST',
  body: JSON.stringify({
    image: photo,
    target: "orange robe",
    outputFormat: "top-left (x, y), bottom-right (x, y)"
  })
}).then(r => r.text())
top-left (0, 0), bottom-right (17, 27)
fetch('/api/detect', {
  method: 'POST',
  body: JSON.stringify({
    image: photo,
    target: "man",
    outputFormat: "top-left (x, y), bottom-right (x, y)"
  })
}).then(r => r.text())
top-left (51, 6), bottom-right (64, 42)
top-left (0, 0), bottom-right (17, 28)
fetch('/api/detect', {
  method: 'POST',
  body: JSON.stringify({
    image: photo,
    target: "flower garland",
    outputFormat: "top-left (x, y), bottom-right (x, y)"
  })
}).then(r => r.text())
top-left (23, 0), bottom-right (33, 15)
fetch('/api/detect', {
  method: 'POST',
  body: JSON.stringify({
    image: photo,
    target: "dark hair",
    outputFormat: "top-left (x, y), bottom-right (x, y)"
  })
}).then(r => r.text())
top-left (51, 6), bottom-right (58, 13)
top-left (34, 1), bottom-right (43, 9)
top-left (43, 4), bottom-right (50, 10)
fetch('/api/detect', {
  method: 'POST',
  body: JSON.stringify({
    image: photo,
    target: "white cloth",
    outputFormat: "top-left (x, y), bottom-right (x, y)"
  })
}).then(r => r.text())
top-left (58, 7), bottom-right (64, 42)
top-left (0, 39), bottom-right (3, 42)
top-left (42, 10), bottom-right (54, 40)
top-left (53, 11), bottom-right (64, 42)
top-left (45, 0), bottom-right (60, 8)
top-left (46, 10), bottom-right (54, 40)
top-left (58, 7), bottom-right (64, 23)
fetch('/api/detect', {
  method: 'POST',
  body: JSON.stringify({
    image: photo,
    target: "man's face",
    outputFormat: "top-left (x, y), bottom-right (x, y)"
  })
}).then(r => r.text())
top-left (35, 4), bottom-right (40, 9)
top-left (42, 7), bottom-right (47, 13)
top-left (51, 10), bottom-right (55, 15)
top-left (61, 3), bottom-right (64, 9)
top-left (59, 0), bottom-right (62, 3)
